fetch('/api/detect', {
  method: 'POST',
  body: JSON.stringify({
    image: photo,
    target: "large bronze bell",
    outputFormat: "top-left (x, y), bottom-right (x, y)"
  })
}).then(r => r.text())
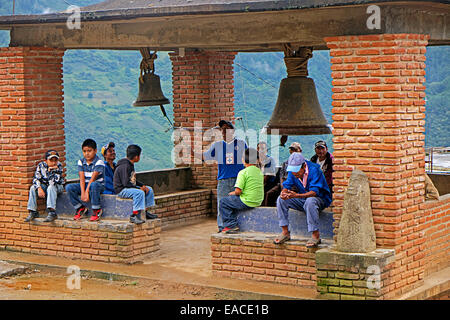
top-left (133, 72), bottom-right (170, 107)
top-left (264, 45), bottom-right (331, 136)
top-left (264, 76), bottom-right (331, 135)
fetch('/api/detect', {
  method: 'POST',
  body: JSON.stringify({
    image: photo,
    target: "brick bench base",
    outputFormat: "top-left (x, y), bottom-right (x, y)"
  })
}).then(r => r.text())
top-left (211, 232), bottom-right (331, 288)
top-left (6, 217), bottom-right (161, 264)
top-left (3, 188), bottom-right (211, 264)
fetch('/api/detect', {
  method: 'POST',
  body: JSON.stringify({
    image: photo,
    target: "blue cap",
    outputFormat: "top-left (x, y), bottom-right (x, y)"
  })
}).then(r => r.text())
top-left (45, 150), bottom-right (59, 160)
top-left (286, 152), bottom-right (306, 172)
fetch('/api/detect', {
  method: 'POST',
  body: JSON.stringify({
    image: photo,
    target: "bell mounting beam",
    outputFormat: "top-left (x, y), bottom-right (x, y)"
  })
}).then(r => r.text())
top-left (1, 2), bottom-right (448, 51)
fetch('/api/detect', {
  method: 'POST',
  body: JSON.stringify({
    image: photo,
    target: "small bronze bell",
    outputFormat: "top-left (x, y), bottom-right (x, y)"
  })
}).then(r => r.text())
top-left (264, 46), bottom-right (331, 136)
top-left (133, 72), bottom-right (169, 107)
top-left (133, 49), bottom-right (170, 107)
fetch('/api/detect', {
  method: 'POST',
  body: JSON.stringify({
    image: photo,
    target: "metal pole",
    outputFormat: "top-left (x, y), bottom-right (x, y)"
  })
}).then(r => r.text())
top-left (430, 147), bottom-right (433, 172)
top-left (12, 0), bottom-right (15, 15)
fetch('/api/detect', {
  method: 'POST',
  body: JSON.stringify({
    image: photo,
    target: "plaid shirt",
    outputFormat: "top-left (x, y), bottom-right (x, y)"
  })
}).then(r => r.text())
top-left (32, 161), bottom-right (64, 188)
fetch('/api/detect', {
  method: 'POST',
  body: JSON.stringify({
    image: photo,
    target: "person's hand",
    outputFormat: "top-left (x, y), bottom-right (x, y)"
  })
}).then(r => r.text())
top-left (228, 191), bottom-right (235, 196)
top-left (140, 186), bottom-right (149, 194)
top-left (287, 191), bottom-right (298, 199)
top-left (81, 192), bottom-right (89, 202)
top-left (37, 187), bottom-right (45, 199)
top-left (281, 190), bottom-right (296, 200)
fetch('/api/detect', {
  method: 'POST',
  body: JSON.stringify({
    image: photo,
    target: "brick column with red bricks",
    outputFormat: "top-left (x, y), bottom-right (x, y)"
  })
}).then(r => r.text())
top-left (0, 47), bottom-right (65, 249)
top-left (325, 34), bottom-right (429, 298)
top-left (169, 51), bottom-right (236, 211)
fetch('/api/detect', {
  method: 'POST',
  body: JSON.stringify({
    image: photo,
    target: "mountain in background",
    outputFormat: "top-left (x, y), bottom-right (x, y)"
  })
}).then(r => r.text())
top-left (0, 0), bottom-right (448, 179)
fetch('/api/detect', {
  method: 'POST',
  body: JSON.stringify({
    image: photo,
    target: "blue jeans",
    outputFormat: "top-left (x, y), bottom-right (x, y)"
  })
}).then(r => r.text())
top-left (117, 187), bottom-right (155, 212)
top-left (219, 195), bottom-right (251, 229)
top-left (276, 196), bottom-right (326, 233)
top-left (27, 184), bottom-right (64, 211)
top-left (217, 177), bottom-right (237, 230)
top-left (66, 182), bottom-right (105, 210)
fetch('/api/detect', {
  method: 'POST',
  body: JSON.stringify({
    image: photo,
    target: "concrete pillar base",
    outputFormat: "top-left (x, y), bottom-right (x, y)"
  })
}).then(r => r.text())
top-left (316, 247), bottom-right (396, 300)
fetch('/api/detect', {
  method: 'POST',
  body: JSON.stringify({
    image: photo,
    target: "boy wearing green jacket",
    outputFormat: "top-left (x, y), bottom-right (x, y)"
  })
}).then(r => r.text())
top-left (219, 148), bottom-right (264, 234)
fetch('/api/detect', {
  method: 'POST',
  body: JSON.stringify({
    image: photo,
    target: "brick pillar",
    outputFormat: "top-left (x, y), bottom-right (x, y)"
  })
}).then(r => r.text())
top-left (169, 51), bottom-right (236, 202)
top-left (325, 34), bottom-right (429, 298)
top-left (0, 47), bottom-right (65, 250)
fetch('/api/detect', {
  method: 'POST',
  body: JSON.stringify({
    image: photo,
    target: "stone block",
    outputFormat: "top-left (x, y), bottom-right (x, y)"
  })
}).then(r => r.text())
top-left (315, 247), bottom-right (395, 270)
top-left (317, 278), bottom-right (340, 286)
top-left (336, 170), bottom-right (376, 253)
top-left (318, 293), bottom-right (340, 300)
top-left (341, 294), bottom-right (366, 300)
top-left (329, 286), bottom-right (354, 295)
top-left (340, 279), bottom-right (354, 287)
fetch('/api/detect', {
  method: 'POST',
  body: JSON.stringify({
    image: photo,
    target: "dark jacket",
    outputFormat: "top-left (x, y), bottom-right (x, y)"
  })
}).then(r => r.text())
top-left (311, 152), bottom-right (333, 192)
top-left (103, 162), bottom-right (116, 194)
top-left (113, 158), bottom-right (143, 194)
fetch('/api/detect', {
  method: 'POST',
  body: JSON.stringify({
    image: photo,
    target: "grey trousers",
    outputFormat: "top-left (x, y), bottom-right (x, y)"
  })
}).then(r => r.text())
top-left (27, 184), bottom-right (64, 211)
top-left (276, 196), bottom-right (326, 233)
top-left (216, 177), bottom-right (237, 230)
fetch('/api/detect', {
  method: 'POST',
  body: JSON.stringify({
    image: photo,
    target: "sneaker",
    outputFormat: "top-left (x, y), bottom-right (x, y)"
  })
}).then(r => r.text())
top-left (221, 226), bottom-right (240, 234)
top-left (43, 211), bottom-right (57, 222)
top-left (130, 214), bottom-right (145, 225)
top-left (74, 206), bottom-right (88, 220)
top-left (90, 209), bottom-right (103, 222)
top-left (24, 210), bottom-right (39, 222)
top-left (145, 211), bottom-right (158, 220)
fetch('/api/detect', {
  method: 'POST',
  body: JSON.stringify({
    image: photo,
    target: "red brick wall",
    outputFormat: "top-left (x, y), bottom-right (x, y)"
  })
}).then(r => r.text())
top-left (211, 234), bottom-right (319, 287)
top-left (0, 47), bottom-right (66, 246)
top-left (325, 34), bottom-right (429, 298)
top-left (169, 51), bottom-right (236, 192)
top-left (5, 218), bottom-right (160, 264)
top-left (153, 189), bottom-right (211, 229)
top-left (420, 195), bottom-right (450, 276)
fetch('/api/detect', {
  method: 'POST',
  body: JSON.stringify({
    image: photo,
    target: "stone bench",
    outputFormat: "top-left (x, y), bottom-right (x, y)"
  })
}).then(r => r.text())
top-left (55, 188), bottom-right (212, 227)
top-left (211, 232), bottom-right (332, 289)
top-left (210, 206), bottom-right (334, 289)
top-left (236, 207), bottom-right (334, 239)
top-left (20, 185), bottom-right (212, 264)
top-left (55, 193), bottom-right (134, 220)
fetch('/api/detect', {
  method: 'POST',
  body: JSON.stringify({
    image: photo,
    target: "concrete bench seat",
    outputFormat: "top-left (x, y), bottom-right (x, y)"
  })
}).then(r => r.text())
top-left (236, 207), bottom-right (334, 239)
top-left (55, 193), bottom-right (134, 220)
top-left (55, 188), bottom-right (212, 227)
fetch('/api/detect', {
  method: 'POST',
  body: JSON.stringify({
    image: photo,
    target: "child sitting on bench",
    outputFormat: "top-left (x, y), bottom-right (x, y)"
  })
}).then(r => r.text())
top-left (219, 147), bottom-right (264, 234)
top-left (113, 144), bottom-right (158, 224)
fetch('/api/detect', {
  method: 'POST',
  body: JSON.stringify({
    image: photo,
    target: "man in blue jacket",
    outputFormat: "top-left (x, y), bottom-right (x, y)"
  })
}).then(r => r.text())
top-left (274, 152), bottom-right (332, 247)
top-left (101, 141), bottom-right (116, 195)
top-left (203, 120), bottom-right (247, 232)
